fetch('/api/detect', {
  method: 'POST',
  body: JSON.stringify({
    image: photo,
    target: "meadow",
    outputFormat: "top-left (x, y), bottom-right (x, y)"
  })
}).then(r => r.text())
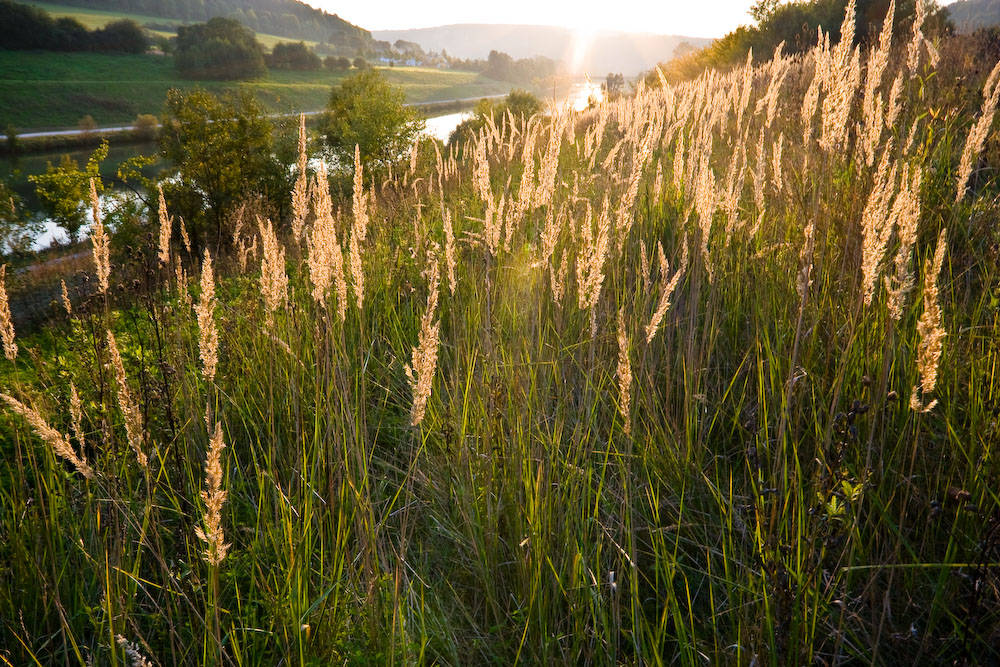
top-left (1, 1), bottom-right (1000, 665)
top-left (0, 50), bottom-right (509, 131)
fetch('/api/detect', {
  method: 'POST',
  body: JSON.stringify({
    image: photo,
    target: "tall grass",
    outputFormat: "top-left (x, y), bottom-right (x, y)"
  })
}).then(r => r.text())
top-left (2, 2), bottom-right (1000, 664)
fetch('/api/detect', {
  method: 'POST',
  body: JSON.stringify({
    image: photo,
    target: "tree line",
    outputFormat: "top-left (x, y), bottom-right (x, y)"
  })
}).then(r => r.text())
top-left (0, 0), bottom-right (146, 52)
top-left (46, 0), bottom-right (373, 53)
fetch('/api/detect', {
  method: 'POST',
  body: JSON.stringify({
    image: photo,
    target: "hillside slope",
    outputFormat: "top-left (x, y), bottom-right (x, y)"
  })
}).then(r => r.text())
top-left (26, 0), bottom-right (372, 52)
top-left (947, 0), bottom-right (1000, 31)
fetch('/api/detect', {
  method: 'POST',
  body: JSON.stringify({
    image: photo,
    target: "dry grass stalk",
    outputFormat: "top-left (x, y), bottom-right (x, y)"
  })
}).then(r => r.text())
top-left (885, 166), bottom-right (922, 320)
top-left (291, 114), bottom-right (309, 244)
top-left (771, 132), bottom-right (785, 192)
top-left (820, 1), bottom-right (860, 152)
top-left (157, 185), bottom-right (171, 266)
top-left (257, 217), bottom-right (288, 322)
top-left (348, 229), bottom-right (364, 311)
top-left (69, 382), bottom-right (84, 453)
top-left (196, 415), bottom-right (230, 565)
top-left (551, 252), bottom-right (568, 305)
top-left (178, 216), bottom-right (191, 254)
top-left (860, 0), bottom-right (894, 166)
top-left (353, 145), bottom-right (369, 243)
top-left (197, 249), bottom-right (219, 383)
top-left (307, 162), bottom-right (343, 315)
top-left (473, 136), bottom-right (492, 203)
top-left (640, 239), bottom-right (651, 294)
top-left (616, 309), bottom-right (632, 435)
top-left (443, 209), bottom-right (457, 295)
top-left (60, 279), bottom-right (72, 315)
top-left (694, 157), bottom-right (716, 281)
top-left (956, 60), bottom-right (1000, 202)
top-left (645, 239), bottom-right (688, 343)
top-left (906, 0), bottom-right (928, 77)
top-left (107, 330), bottom-right (148, 469)
top-left (404, 251), bottom-right (441, 426)
top-left (115, 634), bottom-right (153, 667)
top-left (90, 178), bottom-right (111, 295)
top-left (576, 199), bottom-right (611, 335)
top-left (0, 265), bottom-right (16, 361)
top-left (861, 143), bottom-right (898, 305)
top-left (911, 228), bottom-right (947, 412)
top-left (1, 392), bottom-right (95, 480)
top-left (534, 113), bottom-right (566, 210)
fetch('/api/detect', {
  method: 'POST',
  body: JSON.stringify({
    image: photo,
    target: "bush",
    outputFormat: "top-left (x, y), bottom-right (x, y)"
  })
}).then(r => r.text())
top-left (320, 68), bottom-right (424, 178)
top-left (133, 114), bottom-right (158, 140)
top-left (159, 88), bottom-right (289, 248)
top-left (91, 19), bottom-right (147, 54)
top-left (174, 17), bottom-right (267, 80)
top-left (449, 89), bottom-right (542, 146)
top-left (325, 55), bottom-right (352, 71)
top-left (268, 41), bottom-right (322, 70)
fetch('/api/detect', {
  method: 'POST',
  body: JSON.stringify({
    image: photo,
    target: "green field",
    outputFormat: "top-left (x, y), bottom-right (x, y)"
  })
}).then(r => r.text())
top-left (24, 1), bottom-right (322, 48)
top-left (0, 51), bottom-right (510, 131)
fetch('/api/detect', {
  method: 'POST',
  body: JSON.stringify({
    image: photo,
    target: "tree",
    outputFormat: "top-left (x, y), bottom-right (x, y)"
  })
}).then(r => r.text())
top-left (29, 141), bottom-right (108, 244)
top-left (448, 90), bottom-right (542, 146)
top-left (325, 55), bottom-right (351, 70)
top-left (353, 56), bottom-right (368, 69)
top-left (268, 41), bottom-right (322, 70)
top-left (603, 73), bottom-right (625, 98)
top-left (0, 180), bottom-right (38, 259)
top-left (174, 17), bottom-right (266, 80)
top-left (159, 88), bottom-right (289, 249)
top-left (320, 69), bottom-right (424, 178)
top-left (92, 19), bottom-right (147, 53)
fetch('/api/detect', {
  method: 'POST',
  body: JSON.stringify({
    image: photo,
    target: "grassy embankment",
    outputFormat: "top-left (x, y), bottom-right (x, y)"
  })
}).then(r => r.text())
top-left (3, 2), bottom-right (999, 665)
top-left (0, 50), bottom-right (509, 132)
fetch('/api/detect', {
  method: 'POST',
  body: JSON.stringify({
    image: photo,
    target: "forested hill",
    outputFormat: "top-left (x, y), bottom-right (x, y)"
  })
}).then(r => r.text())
top-left (947, 0), bottom-right (1000, 31)
top-left (44, 0), bottom-right (373, 50)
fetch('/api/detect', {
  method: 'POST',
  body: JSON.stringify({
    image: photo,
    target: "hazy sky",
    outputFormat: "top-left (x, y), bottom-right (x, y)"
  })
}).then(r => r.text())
top-left (305, 0), bottom-right (763, 38)
top-left (306, 0), bottom-right (960, 40)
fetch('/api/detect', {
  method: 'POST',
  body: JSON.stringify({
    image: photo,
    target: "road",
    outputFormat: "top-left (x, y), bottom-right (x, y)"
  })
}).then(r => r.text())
top-left (1, 94), bottom-right (507, 140)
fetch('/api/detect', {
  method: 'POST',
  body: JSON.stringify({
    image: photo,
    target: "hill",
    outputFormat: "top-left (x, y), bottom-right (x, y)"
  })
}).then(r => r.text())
top-left (946, 0), bottom-right (1000, 31)
top-left (25, 0), bottom-right (373, 53)
top-left (373, 24), bottom-right (714, 75)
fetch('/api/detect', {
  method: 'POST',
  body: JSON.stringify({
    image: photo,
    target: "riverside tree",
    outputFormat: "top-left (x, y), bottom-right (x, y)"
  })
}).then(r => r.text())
top-left (29, 141), bottom-right (107, 244)
top-left (319, 68), bottom-right (424, 178)
top-left (159, 88), bottom-right (290, 249)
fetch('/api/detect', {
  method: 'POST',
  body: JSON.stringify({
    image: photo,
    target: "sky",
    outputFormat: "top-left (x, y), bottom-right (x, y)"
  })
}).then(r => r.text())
top-left (304, 0), bottom-right (765, 39)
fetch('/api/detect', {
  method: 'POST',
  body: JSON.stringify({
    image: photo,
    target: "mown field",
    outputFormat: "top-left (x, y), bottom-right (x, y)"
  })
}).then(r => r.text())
top-left (0, 50), bottom-right (510, 131)
top-left (2, 1), bottom-right (1000, 665)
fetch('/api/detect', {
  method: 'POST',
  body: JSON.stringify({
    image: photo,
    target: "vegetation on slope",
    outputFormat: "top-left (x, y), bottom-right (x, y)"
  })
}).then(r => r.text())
top-left (0, 50), bottom-right (510, 130)
top-left (655, 0), bottom-right (951, 82)
top-left (2, 1), bottom-right (1000, 665)
top-left (35, 0), bottom-right (373, 52)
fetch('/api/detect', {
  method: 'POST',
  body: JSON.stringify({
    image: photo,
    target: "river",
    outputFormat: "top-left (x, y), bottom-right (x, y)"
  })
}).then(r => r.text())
top-left (3, 83), bottom-right (600, 251)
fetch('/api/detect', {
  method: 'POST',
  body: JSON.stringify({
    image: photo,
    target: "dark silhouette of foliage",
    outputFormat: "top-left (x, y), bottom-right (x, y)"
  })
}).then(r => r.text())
top-left (0, 1), bottom-right (146, 52)
top-left (44, 0), bottom-right (373, 53)
top-left (268, 41), bottom-right (322, 70)
top-left (174, 17), bottom-right (267, 80)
